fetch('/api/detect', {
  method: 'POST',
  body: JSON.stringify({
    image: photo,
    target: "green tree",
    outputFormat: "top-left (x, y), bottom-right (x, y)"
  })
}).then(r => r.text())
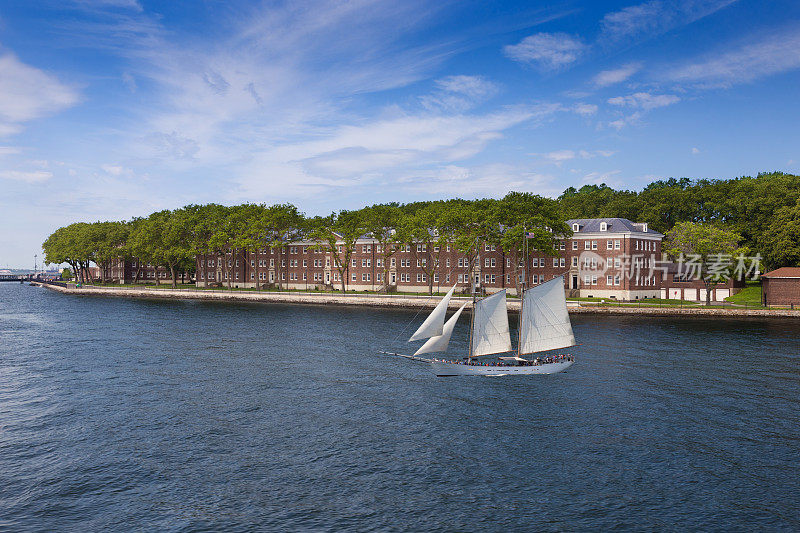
top-left (663, 221), bottom-right (747, 306)
top-left (311, 210), bottom-right (366, 292)
top-left (362, 204), bottom-right (405, 293)
top-left (762, 198), bottom-right (800, 269)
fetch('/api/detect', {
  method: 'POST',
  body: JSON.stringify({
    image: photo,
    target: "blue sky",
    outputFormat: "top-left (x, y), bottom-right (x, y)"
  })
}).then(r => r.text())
top-left (1, 0), bottom-right (799, 268)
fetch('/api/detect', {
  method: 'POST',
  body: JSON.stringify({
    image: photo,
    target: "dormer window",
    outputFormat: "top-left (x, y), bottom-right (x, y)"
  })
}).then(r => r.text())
top-left (572, 223), bottom-right (580, 232)
top-left (600, 222), bottom-right (607, 232)
top-left (642, 223), bottom-right (648, 232)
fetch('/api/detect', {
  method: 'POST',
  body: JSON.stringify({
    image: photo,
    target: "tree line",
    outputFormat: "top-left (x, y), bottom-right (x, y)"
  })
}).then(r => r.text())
top-left (42, 172), bottom-right (800, 290)
top-left (42, 193), bottom-right (567, 291)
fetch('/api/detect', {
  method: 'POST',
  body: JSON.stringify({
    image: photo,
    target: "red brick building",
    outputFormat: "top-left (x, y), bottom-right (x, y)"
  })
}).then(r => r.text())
top-left (659, 262), bottom-right (746, 302)
top-left (762, 268), bottom-right (800, 306)
top-left (194, 217), bottom-right (664, 299)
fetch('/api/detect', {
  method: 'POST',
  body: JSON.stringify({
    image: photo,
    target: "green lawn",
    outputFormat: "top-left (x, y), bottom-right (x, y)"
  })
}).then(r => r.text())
top-left (725, 282), bottom-right (762, 306)
top-left (568, 296), bottom-right (700, 306)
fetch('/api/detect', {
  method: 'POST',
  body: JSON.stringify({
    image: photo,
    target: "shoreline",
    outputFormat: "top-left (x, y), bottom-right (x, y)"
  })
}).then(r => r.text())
top-left (32, 281), bottom-right (800, 318)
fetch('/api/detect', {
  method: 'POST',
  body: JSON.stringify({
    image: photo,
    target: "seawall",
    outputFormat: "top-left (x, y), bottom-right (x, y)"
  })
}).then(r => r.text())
top-left (32, 282), bottom-right (800, 318)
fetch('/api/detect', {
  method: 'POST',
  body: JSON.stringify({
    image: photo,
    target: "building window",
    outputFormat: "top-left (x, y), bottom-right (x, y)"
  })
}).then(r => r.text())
top-left (600, 222), bottom-right (607, 231)
top-left (592, 276), bottom-right (597, 285)
top-left (553, 258), bottom-right (558, 267)
top-left (591, 241), bottom-right (597, 250)
top-left (584, 241), bottom-right (590, 250)
top-left (607, 275), bottom-right (613, 285)
top-left (352, 273), bottom-right (357, 281)
top-left (560, 258), bottom-right (565, 267)
top-left (573, 223), bottom-right (580, 232)
top-left (572, 241), bottom-right (578, 250)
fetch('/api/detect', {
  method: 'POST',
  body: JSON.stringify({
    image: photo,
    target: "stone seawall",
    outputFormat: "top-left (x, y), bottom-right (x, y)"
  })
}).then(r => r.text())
top-left (34, 282), bottom-right (800, 318)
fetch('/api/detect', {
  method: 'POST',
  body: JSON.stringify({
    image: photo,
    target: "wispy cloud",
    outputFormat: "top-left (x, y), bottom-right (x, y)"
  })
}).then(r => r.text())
top-left (573, 103), bottom-right (598, 116)
top-left (663, 24), bottom-right (800, 87)
top-left (608, 92), bottom-right (680, 110)
top-left (503, 33), bottom-right (586, 70)
top-left (0, 170), bottom-right (53, 183)
top-left (0, 53), bottom-right (80, 137)
top-left (236, 104), bottom-right (562, 199)
top-left (605, 92), bottom-right (679, 129)
top-left (420, 75), bottom-right (499, 112)
top-left (541, 148), bottom-right (615, 164)
top-left (600, 0), bottom-right (737, 43)
top-left (593, 62), bottom-right (642, 87)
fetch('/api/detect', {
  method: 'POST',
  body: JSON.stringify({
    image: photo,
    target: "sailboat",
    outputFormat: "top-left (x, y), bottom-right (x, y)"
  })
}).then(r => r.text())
top-left (385, 277), bottom-right (575, 376)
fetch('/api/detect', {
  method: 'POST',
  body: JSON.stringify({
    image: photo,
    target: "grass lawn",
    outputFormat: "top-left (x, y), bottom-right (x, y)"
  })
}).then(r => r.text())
top-left (568, 296), bottom-right (700, 306)
top-left (725, 282), bottom-right (762, 306)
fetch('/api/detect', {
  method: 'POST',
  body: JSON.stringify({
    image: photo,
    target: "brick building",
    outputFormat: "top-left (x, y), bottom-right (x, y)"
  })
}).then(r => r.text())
top-left (104, 259), bottom-right (188, 284)
top-left (194, 217), bottom-right (665, 299)
top-left (761, 268), bottom-right (800, 306)
top-left (659, 262), bottom-right (746, 302)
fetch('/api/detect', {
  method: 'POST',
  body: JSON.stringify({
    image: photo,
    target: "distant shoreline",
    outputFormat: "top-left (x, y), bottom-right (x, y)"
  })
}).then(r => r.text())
top-left (31, 281), bottom-right (800, 318)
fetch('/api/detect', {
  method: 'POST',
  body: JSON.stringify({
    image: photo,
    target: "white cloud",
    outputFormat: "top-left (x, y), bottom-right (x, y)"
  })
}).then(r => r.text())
top-left (608, 92), bottom-right (680, 110)
top-left (691, 147), bottom-right (700, 154)
top-left (544, 150), bottom-right (575, 163)
top-left (0, 53), bottom-right (80, 136)
top-left (71, 0), bottom-right (143, 11)
top-left (573, 103), bottom-right (598, 116)
top-left (582, 170), bottom-right (621, 185)
top-left (663, 24), bottom-right (800, 87)
top-left (235, 104), bottom-right (561, 199)
top-left (593, 63), bottom-right (642, 87)
top-left (600, 0), bottom-right (737, 43)
top-left (0, 170), bottom-right (53, 183)
top-left (420, 75), bottom-right (499, 112)
top-left (542, 149), bottom-right (615, 163)
top-left (0, 146), bottom-right (21, 156)
top-left (503, 33), bottom-right (586, 70)
top-left (400, 164), bottom-right (558, 197)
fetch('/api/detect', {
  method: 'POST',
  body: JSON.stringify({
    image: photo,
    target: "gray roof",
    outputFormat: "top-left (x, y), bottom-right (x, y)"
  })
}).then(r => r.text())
top-left (566, 218), bottom-right (662, 236)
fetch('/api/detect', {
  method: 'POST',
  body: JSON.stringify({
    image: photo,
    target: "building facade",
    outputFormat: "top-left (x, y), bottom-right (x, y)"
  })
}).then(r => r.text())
top-left (762, 268), bottom-right (800, 306)
top-left (194, 217), bottom-right (666, 300)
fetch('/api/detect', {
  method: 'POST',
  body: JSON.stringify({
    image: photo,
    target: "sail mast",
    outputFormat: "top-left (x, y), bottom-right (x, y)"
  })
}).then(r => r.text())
top-left (467, 237), bottom-right (477, 359)
top-left (517, 225), bottom-right (526, 357)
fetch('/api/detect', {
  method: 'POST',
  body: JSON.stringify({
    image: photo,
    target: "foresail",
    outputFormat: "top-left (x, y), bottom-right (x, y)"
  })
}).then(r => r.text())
top-left (414, 303), bottom-right (467, 355)
top-left (409, 284), bottom-right (457, 341)
top-left (471, 290), bottom-right (512, 356)
top-left (519, 276), bottom-right (575, 354)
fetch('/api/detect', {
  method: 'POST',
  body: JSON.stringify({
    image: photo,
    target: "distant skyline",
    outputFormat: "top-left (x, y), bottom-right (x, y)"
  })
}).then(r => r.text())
top-left (1, 1), bottom-right (799, 267)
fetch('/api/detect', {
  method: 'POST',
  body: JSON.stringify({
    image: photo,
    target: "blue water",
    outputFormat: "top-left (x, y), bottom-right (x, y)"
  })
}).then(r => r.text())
top-left (1, 283), bottom-right (799, 531)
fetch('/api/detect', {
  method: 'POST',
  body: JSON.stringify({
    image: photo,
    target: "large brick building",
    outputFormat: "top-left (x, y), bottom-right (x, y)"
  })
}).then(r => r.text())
top-left (194, 217), bottom-right (666, 299)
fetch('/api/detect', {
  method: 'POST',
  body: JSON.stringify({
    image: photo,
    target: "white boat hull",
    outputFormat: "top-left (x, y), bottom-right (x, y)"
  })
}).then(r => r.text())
top-left (431, 359), bottom-right (573, 377)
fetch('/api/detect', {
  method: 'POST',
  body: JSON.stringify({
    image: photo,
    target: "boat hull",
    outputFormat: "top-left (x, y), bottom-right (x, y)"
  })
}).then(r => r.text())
top-left (431, 360), bottom-right (573, 377)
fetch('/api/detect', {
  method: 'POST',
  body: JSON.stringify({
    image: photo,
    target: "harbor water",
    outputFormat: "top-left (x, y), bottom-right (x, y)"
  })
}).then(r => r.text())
top-left (1, 282), bottom-right (799, 531)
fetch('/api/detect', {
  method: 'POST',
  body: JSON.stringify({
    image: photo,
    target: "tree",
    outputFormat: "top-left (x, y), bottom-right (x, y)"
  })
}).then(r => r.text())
top-left (61, 267), bottom-right (72, 280)
top-left (362, 204), bottom-right (405, 292)
top-left (264, 204), bottom-right (305, 290)
top-left (89, 221), bottom-right (129, 283)
top-left (762, 198), bottom-right (800, 269)
top-left (663, 221), bottom-right (747, 305)
top-left (494, 192), bottom-right (571, 293)
top-left (311, 210), bottom-right (366, 292)
top-left (405, 203), bottom-right (451, 295)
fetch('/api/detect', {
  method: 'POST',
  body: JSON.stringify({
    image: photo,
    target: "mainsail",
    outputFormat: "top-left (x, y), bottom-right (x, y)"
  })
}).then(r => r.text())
top-left (518, 276), bottom-right (575, 355)
top-left (414, 303), bottom-right (467, 355)
top-left (470, 290), bottom-right (512, 357)
top-left (409, 284), bottom-right (457, 341)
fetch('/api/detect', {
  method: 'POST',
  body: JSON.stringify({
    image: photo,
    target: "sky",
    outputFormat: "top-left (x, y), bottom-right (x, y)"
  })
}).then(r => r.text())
top-left (1, 0), bottom-right (799, 268)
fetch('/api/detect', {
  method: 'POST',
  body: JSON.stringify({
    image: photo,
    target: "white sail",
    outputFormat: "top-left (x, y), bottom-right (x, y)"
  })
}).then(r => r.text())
top-left (409, 284), bottom-right (457, 341)
top-left (519, 276), bottom-right (575, 355)
top-left (470, 290), bottom-right (512, 357)
top-left (414, 303), bottom-right (467, 355)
